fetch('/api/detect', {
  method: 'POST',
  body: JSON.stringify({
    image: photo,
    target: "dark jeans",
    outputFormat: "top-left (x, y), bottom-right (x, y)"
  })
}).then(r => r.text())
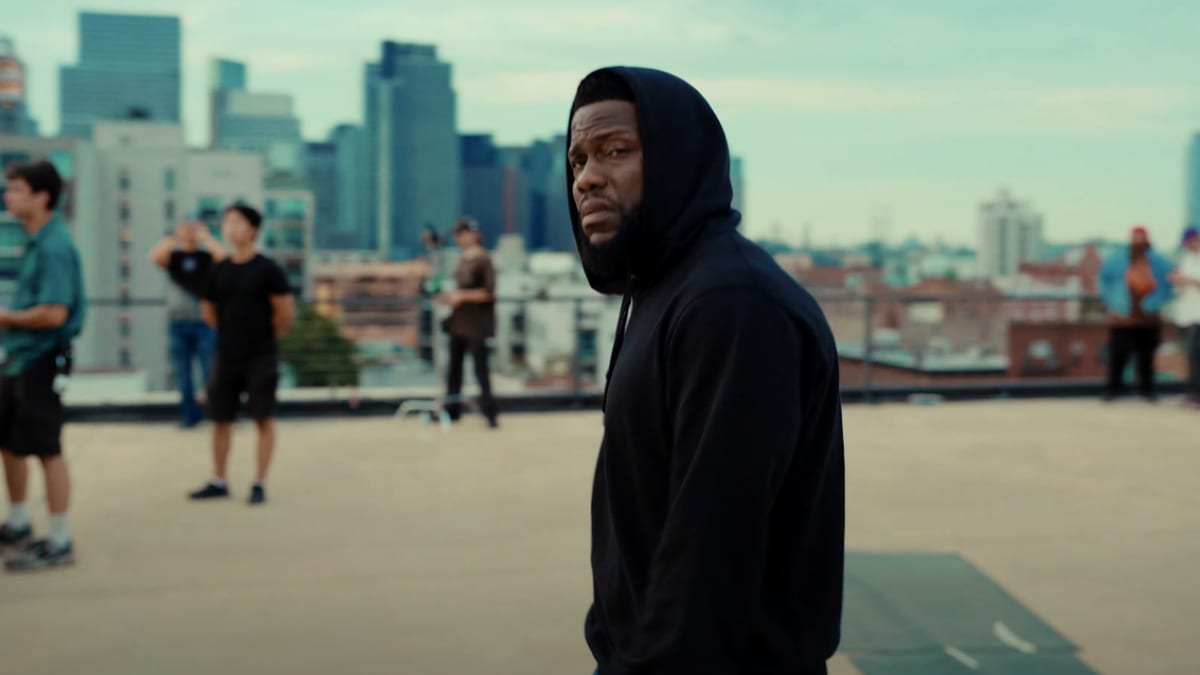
top-left (445, 335), bottom-right (497, 421)
top-left (169, 319), bottom-right (215, 425)
top-left (1186, 324), bottom-right (1200, 398)
top-left (1105, 325), bottom-right (1161, 398)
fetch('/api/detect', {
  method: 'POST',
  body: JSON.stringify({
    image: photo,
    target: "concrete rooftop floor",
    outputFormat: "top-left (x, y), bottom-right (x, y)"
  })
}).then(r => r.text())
top-left (1, 399), bottom-right (1197, 675)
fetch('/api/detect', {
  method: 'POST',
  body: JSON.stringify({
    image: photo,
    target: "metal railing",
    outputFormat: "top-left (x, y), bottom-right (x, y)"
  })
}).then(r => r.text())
top-left (5, 290), bottom-right (1188, 415)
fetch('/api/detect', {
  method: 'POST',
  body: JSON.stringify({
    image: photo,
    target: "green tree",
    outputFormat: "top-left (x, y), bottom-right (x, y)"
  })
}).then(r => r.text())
top-left (279, 304), bottom-right (359, 387)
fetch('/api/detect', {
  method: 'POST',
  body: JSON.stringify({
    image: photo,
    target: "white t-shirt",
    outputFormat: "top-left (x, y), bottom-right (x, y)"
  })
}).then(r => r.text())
top-left (1174, 251), bottom-right (1200, 325)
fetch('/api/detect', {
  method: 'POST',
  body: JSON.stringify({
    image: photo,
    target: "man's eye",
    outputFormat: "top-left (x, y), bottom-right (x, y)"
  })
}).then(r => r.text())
top-left (607, 147), bottom-right (628, 157)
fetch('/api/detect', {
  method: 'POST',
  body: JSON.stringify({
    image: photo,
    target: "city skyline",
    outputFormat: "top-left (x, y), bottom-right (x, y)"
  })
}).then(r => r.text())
top-left (8, 0), bottom-right (1200, 245)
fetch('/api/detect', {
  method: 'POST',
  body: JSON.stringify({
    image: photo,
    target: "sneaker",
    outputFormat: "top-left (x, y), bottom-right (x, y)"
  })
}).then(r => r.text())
top-left (5, 540), bottom-right (74, 572)
top-left (189, 482), bottom-right (230, 500)
top-left (248, 484), bottom-right (266, 505)
top-left (0, 523), bottom-right (32, 550)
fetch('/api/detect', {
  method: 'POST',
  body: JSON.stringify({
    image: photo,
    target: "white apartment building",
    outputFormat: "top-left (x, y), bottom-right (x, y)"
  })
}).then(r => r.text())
top-left (978, 189), bottom-right (1044, 279)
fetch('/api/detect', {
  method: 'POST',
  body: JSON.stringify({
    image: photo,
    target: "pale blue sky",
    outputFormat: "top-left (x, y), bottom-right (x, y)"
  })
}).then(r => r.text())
top-left (8, 0), bottom-right (1200, 245)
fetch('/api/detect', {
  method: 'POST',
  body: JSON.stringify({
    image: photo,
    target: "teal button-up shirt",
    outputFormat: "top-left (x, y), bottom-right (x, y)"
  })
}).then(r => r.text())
top-left (2, 215), bottom-right (87, 376)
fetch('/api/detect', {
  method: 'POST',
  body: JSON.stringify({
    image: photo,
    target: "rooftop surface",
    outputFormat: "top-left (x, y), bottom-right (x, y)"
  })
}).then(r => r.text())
top-left (2, 399), bottom-right (1195, 675)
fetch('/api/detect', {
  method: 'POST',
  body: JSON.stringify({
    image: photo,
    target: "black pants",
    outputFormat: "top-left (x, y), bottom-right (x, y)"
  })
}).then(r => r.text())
top-left (1186, 324), bottom-right (1200, 398)
top-left (1106, 325), bottom-right (1161, 398)
top-left (445, 335), bottom-right (497, 421)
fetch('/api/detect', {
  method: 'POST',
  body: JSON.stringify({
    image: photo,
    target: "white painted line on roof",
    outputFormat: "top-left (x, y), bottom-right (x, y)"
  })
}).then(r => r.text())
top-left (944, 646), bottom-right (980, 670)
top-left (994, 620), bottom-right (1038, 654)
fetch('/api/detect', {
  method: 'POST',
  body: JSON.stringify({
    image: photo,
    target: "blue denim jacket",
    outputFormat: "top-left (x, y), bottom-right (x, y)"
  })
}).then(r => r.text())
top-left (1098, 246), bottom-right (1173, 317)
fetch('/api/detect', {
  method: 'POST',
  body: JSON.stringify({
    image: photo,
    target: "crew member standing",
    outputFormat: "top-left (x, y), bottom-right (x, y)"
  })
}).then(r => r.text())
top-left (440, 218), bottom-right (499, 428)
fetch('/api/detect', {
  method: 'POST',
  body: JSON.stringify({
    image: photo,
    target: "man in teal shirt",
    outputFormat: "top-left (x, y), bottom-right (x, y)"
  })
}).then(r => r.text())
top-left (0, 160), bottom-right (86, 571)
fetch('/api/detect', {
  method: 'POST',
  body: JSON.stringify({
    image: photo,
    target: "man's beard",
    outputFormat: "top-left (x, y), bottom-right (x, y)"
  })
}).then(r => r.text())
top-left (579, 210), bottom-right (637, 292)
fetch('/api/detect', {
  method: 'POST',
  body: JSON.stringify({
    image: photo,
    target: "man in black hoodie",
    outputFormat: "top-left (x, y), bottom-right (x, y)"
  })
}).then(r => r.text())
top-left (568, 68), bottom-right (845, 674)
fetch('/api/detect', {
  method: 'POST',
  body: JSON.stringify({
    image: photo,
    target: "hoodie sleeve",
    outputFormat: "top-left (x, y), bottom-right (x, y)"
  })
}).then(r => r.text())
top-left (1144, 253), bottom-right (1174, 312)
top-left (621, 287), bottom-right (804, 674)
top-left (1098, 253), bottom-right (1126, 315)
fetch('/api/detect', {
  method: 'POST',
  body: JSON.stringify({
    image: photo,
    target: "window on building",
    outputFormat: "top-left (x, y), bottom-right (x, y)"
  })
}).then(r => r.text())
top-left (118, 348), bottom-right (131, 368)
top-left (165, 200), bottom-right (176, 222)
top-left (285, 229), bottom-right (305, 249)
top-left (119, 264), bottom-right (130, 282)
top-left (119, 169), bottom-right (130, 191)
top-left (282, 198), bottom-right (307, 220)
top-left (119, 320), bottom-right (131, 338)
top-left (1027, 340), bottom-right (1054, 360)
top-left (0, 152), bottom-right (31, 169)
top-left (197, 196), bottom-right (222, 218)
top-left (164, 168), bottom-right (176, 191)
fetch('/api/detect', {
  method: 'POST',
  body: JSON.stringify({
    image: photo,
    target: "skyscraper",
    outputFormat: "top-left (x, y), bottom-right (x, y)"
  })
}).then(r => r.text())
top-left (365, 42), bottom-right (460, 260)
top-left (1187, 133), bottom-right (1200, 232)
top-left (210, 59), bottom-right (302, 173)
top-left (0, 37), bottom-right (38, 135)
top-left (460, 133), bottom-right (517, 248)
top-left (211, 59), bottom-right (246, 92)
top-left (303, 124), bottom-right (369, 251)
top-left (518, 135), bottom-right (574, 252)
top-left (978, 189), bottom-right (1045, 279)
top-left (541, 135), bottom-right (574, 253)
top-left (305, 141), bottom-right (338, 247)
top-left (330, 124), bottom-right (369, 250)
top-left (59, 12), bottom-right (181, 138)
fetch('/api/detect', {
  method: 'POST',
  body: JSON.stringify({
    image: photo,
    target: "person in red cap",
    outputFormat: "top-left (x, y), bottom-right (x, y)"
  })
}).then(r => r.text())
top-left (1098, 226), bottom-right (1174, 401)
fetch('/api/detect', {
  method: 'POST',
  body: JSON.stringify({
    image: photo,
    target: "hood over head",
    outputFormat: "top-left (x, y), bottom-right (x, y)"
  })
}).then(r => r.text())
top-left (566, 67), bottom-right (740, 294)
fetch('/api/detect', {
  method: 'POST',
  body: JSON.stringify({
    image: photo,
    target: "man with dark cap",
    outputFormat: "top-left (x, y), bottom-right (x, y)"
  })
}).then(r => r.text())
top-left (439, 217), bottom-right (499, 427)
top-left (567, 68), bottom-right (844, 674)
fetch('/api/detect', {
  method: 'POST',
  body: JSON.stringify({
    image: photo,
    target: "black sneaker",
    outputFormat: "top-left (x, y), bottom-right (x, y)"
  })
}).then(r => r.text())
top-left (0, 523), bottom-right (32, 550)
top-left (5, 540), bottom-right (74, 572)
top-left (248, 484), bottom-right (266, 505)
top-left (189, 482), bottom-right (230, 500)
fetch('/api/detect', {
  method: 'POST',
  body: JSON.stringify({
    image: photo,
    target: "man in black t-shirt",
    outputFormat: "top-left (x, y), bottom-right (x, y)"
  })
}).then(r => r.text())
top-left (189, 204), bottom-right (294, 506)
top-left (150, 220), bottom-right (226, 427)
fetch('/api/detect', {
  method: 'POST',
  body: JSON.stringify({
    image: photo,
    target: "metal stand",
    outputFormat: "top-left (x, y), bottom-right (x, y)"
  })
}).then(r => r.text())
top-left (394, 247), bottom-right (477, 438)
top-left (395, 397), bottom-right (453, 436)
top-left (395, 298), bottom-right (454, 438)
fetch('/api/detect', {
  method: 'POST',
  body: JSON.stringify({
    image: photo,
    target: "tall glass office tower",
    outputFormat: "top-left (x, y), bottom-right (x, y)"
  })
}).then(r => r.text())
top-left (60, 12), bottom-right (181, 138)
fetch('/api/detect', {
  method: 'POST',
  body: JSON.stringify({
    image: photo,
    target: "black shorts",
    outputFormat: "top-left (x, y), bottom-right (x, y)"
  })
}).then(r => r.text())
top-left (207, 355), bottom-right (279, 422)
top-left (0, 352), bottom-right (67, 458)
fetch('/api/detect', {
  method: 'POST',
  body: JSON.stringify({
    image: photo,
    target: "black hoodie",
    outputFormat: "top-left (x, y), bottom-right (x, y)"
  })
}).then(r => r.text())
top-left (570, 68), bottom-right (845, 674)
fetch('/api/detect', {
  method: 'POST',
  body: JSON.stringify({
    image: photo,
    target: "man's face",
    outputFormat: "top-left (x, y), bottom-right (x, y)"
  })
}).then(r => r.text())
top-left (454, 228), bottom-right (479, 250)
top-left (2, 177), bottom-right (44, 221)
top-left (1131, 230), bottom-right (1150, 248)
top-left (1187, 236), bottom-right (1200, 252)
top-left (568, 100), bottom-right (643, 247)
top-left (175, 221), bottom-right (200, 248)
top-left (221, 210), bottom-right (256, 247)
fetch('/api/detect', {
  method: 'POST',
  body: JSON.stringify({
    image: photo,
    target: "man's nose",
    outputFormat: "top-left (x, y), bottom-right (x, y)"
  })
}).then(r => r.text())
top-left (574, 160), bottom-right (606, 194)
